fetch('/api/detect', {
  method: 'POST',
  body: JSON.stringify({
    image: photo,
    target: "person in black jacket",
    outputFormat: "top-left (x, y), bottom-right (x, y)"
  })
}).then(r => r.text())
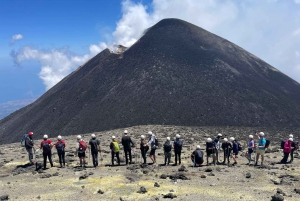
top-left (191, 145), bottom-right (204, 166)
top-left (121, 130), bottom-right (134, 165)
top-left (221, 138), bottom-right (232, 165)
top-left (88, 134), bottom-right (101, 168)
top-left (206, 138), bottom-right (216, 166)
top-left (25, 131), bottom-right (35, 165)
top-left (139, 135), bottom-right (148, 164)
top-left (163, 137), bottom-right (172, 166)
top-left (173, 134), bottom-right (183, 166)
top-left (213, 133), bottom-right (222, 164)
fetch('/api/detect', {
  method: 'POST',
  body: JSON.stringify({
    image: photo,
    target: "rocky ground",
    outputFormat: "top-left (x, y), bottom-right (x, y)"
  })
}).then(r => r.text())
top-left (1, 125), bottom-right (300, 201)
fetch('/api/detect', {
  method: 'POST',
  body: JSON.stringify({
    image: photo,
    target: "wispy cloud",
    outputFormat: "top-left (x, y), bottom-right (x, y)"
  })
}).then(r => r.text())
top-left (0, 98), bottom-right (36, 120)
top-left (10, 34), bottom-right (23, 45)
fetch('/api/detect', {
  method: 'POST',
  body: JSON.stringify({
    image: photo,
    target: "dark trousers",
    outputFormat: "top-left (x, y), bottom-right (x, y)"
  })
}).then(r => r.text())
top-left (111, 152), bottom-right (120, 165)
top-left (223, 149), bottom-right (230, 163)
top-left (289, 150), bottom-right (294, 162)
top-left (281, 152), bottom-right (289, 164)
top-left (174, 149), bottom-right (181, 164)
top-left (164, 152), bottom-right (171, 165)
top-left (43, 152), bottom-right (53, 168)
top-left (91, 150), bottom-right (98, 167)
top-left (58, 152), bottom-right (65, 166)
top-left (141, 150), bottom-right (147, 164)
top-left (124, 149), bottom-right (132, 164)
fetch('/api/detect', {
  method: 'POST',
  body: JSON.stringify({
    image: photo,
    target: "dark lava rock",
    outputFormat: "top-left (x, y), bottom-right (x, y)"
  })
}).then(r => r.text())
top-left (0, 195), bottom-right (9, 200)
top-left (143, 170), bottom-right (149, 174)
top-left (154, 182), bottom-right (160, 187)
top-left (178, 165), bottom-right (187, 172)
top-left (37, 195), bottom-right (41, 199)
top-left (208, 172), bottom-right (215, 176)
top-left (276, 188), bottom-right (285, 195)
top-left (140, 163), bottom-right (148, 168)
top-left (163, 193), bottom-right (177, 199)
top-left (89, 172), bottom-right (94, 175)
top-left (294, 189), bottom-right (300, 194)
top-left (40, 174), bottom-right (52, 179)
top-left (52, 172), bottom-right (59, 176)
top-left (127, 165), bottom-right (140, 171)
top-left (169, 173), bottom-right (189, 180)
top-left (205, 168), bottom-right (213, 172)
top-left (97, 189), bottom-right (104, 194)
top-left (79, 174), bottom-right (88, 180)
top-left (160, 174), bottom-right (167, 179)
top-left (137, 186), bottom-right (147, 194)
top-left (200, 175), bottom-right (206, 178)
top-left (245, 172), bottom-right (251, 178)
top-left (271, 193), bottom-right (284, 201)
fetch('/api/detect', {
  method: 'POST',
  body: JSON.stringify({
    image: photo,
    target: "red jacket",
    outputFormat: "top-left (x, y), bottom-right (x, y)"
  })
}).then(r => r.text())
top-left (40, 139), bottom-right (52, 154)
top-left (55, 140), bottom-right (66, 148)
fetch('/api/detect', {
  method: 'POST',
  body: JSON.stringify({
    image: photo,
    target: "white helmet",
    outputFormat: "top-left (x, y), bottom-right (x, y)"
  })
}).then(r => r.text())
top-left (218, 133), bottom-right (222, 137)
top-left (207, 138), bottom-right (212, 142)
top-left (166, 137), bottom-right (170, 141)
top-left (223, 138), bottom-right (228, 142)
top-left (176, 134), bottom-right (180, 138)
top-left (148, 131), bottom-right (153, 135)
top-left (141, 135), bottom-right (145, 139)
top-left (57, 135), bottom-right (62, 140)
top-left (289, 134), bottom-right (293, 138)
top-left (230, 137), bottom-right (235, 141)
top-left (289, 138), bottom-right (293, 141)
top-left (249, 135), bottom-right (253, 139)
top-left (259, 132), bottom-right (264, 136)
top-left (77, 135), bottom-right (82, 140)
top-left (124, 130), bottom-right (128, 134)
top-left (112, 136), bottom-right (116, 139)
top-left (196, 145), bottom-right (201, 149)
top-left (43, 134), bottom-right (48, 139)
top-left (91, 133), bottom-right (96, 138)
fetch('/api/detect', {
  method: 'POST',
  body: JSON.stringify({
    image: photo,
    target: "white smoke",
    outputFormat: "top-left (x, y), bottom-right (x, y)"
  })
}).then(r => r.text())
top-left (10, 34), bottom-right (23, 45)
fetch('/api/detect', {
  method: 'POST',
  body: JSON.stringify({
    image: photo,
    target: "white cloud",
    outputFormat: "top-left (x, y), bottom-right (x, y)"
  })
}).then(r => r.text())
top-left (0, 98), bottom-right (36, 119)
top-left (10, 34), bottom-right (23, 45)
top-left (11, 0), bottom-right (300, 90)
top-left (294, 0), bottom-right (300, 4)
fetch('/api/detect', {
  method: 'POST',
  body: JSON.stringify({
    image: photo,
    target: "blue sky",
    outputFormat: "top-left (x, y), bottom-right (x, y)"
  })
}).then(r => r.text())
top-left (1, 0), bottom-right (300, 119)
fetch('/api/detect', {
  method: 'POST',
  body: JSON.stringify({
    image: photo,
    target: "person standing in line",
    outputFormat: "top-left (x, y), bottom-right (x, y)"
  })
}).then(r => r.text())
top-left (40, 134), bottom-right (53, 169)
top-left (230, 137), bottom-right (238, 165)
top-left (288, 134), bottom-right (295, 163)
top-left (191, 145), bottom-right (204, 166)
top-left (255, 132), bottom-right (266, 166)
top-left (76, 135), bottom-right (87, 168)
top-left (55, 135), bottom-right (66, 168)
top-left (146, 131), bottom-right (157, 165)
top-left (121, 130), bottom-right (134, 165)
top-left (213, 133), bottom-right (222, 164)
top-left (110, 136), bottom-right (120, 166)
top-left (281, 137), bottom-right (293, 164)
top-left (221, 138), bottom-right (231, 165)
top-left (206, 138), bottom-right (216, 166)
top-left (139, 135), bottom-right (148, 164)
top-left (173, 134), bottom-right (183, 166)
top-left (246, 135), bottom-right (255, 165)
top-left (25, 131), bottom-right (36, 165)
top-left (163, 137), bottom-right (172, 166)
top-left (89, 134), bottom-right (101, 168)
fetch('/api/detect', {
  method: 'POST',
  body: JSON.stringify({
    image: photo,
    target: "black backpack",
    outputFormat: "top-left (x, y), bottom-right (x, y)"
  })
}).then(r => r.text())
top-left (42, 141), bottom-right (51, 151)
top-left (265, 139), bottom-right (270, 148)
top-left (294, 141), bottom-right (299, 150)
top-left (237, 142), bottom-right (243, 151)
top-left (155, 138), bottom-right (159, 146)
top-left (281, 140), bottom-right (285, 149)
top-left (56, 141), bottom-right (64, 153)
top-left (90, 139), bottom-right (99, 151)
top-left (164, 142), bottom-right (172, 152)
top-left (174, 139), bottom-right (183, 149)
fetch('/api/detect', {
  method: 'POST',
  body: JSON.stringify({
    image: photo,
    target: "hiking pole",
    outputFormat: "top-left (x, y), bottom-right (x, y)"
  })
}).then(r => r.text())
top-left (89, 149), bottom-right (91, 165)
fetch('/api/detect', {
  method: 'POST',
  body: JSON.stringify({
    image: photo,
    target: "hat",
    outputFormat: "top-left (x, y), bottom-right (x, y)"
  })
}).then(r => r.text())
top-left (148, 131), bottom-right (153, 135)
top-left (43, 134), bottom-right (48, 139)
top-left (249, 135), bottom-right (253, 138)
top-left (166, 137), bottom-right (170, 141)
top-left (230, 137), bottom-right (235, 141)
top-left (124, 130), bottom-right (128, 134)
top-left (196, 145), bottom-right (201, 149)
top-left (77, 135), bottom-right (82, 140)
top-left (289, 138), bottom-right (293, 141)
top-left (141, 135), bottom-right (145, 139)
top-left (289, 134), bottom-right (293, 138)
top-left (176, 134), bottom-right (180, 138)
top-left (207, 138), bottom-right (212, 142)
top-left (112, 136), bottom-right (116, 139)
top-left (218, 133), bottom-right (222, 137)
top-left (28, 132), bottom-right (33, 136)
top-left (223, 138), bottom-right (228, 142)
top-left (91, 133), bottom-right (96, 138)
top-left (259, 132), bottom-right (264, 136)
top-left (57, 135), bottom-right (62, 140)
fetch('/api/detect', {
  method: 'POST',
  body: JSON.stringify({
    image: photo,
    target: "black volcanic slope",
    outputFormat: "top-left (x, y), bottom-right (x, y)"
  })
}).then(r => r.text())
top-left (1, 18), bottom-right (300, 144)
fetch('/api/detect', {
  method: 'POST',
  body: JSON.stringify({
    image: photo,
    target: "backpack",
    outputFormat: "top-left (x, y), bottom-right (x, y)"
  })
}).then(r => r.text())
top-left (155, 138), bottom-right (159, 146)
top-left (283, 140), bottom-right (291, 153)
top-left (56, 141), bottom-right (64, 153)
top-left (174, 139), bottom-right (183, 149)
top-left (90, 139), bottom-right (99, 151)
top-left (21, 134), bottom-right (28, 147)
top-left (42, 140), bottom-right (51, 152)
top-left (237, 142), bottom-right (243, 151)
top-left (79, 140), bottom-right (87, 152)
top-left (294, 141), bottom-right (299, 150)
top-left (265, 139), bottom-right (270, 148)
top-left (164, 142), bottom-right (172, 152)
top-left (281, 140), bottom-right (285, 149)
top-left (113, 142), bottom-right (120, 153)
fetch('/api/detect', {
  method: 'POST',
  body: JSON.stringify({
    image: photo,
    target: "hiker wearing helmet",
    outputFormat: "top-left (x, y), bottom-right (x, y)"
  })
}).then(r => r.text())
top-left (88, 134), bottom-right (101, 168)
top-left (230, 137), bottom-right (238, 165)
top-left (25, 131), bottom-right (36, 165)
top-left (288, 134), bottom-right (295, 163)
top-left (121, 130), bottom-right (134, 165)
top-left (173, 134), bottom-right (183, 166)
top-left (76, 135), bottom-right (87, 168)
top-left (281, 137), bottom-right (293, 164)
top-left (245, 135), bottom-right (255, 165)
top-left (39, 134), bottom-right (53, 169)
top-left (191, 145), bottom-right (204, 166)
top-left (221, 138), bottom-right (231, 165)
top-left (255, 132), bottom-right (266, 166)
top-left (139, 135), bottom-right (149, 164)
top-left (163, 137), bottom-right (172, 166)
top-left (110, 136), bottom-right (120, 166)
top-left (146, 131), bottom-right (157, 165)
top-left (214, 133), bottom-right (222, 164)
top-left (54, 135), bottom-right (66, 168)
top-left (206, 138), bottom-right (216, 166)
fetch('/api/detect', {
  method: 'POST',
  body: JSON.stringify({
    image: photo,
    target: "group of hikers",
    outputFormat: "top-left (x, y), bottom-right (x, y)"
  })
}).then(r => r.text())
top-left (22, 130), bottom-right (297, 170)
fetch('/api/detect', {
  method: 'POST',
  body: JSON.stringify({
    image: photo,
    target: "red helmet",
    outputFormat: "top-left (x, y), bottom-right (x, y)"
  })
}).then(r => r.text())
top-left (28, 132), bottom-right (33, 136)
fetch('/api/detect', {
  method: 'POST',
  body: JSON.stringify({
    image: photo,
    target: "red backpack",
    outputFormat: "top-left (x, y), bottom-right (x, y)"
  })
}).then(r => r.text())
top-left (79, 140), bottom-right (87, 152)
top-left (283, 140), bottom-right (291, 153)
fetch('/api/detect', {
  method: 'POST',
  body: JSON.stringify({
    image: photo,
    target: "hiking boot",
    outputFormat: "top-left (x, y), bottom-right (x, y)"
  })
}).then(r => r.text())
top-left (254, 162), bottom-right (258, 166)
top-left (261, 162), bottom-right (263, 166)
top-left (178, 162), bottom-right (181, 165)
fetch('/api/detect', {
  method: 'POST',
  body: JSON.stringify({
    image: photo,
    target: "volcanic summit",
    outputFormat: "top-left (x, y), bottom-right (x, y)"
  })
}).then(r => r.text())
top-left (1, 18), bottom-right (300, 144)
